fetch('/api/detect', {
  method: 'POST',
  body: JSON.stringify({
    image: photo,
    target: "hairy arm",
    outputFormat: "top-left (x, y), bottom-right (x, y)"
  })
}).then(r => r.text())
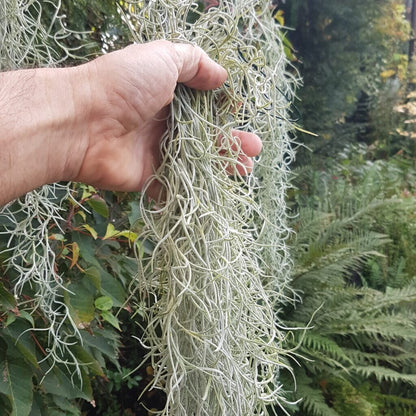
top-left (0, 41), bottom-right (261, 206)
top-left (0, 66), bottom-right (87, 205)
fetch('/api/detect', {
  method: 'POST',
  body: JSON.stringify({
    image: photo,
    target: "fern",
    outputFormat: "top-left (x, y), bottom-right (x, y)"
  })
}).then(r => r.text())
top-left (294, 375), bottom-right (339, 416)
top-left (283, 149), bottom-right (416, 414)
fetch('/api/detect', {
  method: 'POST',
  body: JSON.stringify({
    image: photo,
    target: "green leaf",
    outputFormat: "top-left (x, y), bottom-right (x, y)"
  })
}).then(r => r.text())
top-left (40, 363), bottom-right (92, 402)
top-left (5, 313), bottom-right (16, 327)
top-left (73, 233), bottom-right (100, 267)
top-left (19, 311), bottom-right (34, 327)
top-left (87, 195), bottom-right (109, 218)
top-left (128, 200), bottom-right (143, 231)
top-left (64, 280), bottom-right (96, 327)
top-left (81, 327), bottom-right (120, 370)
top-left (0, 282), bottom-right (16, 310)
top-left (84, 267), bottom-right (102, 291)
top-left (72, 345), bottom-right (104, 377)
top-left (101, 311), bottom-right (121, 331)
top-left (94, 296), bottom-right (113, 311)
top-left (100, 269), bottom-right (126, 307)
top-left (2, 320), bottom-right (38, 368)
top-left (0, 357), bottom-right (33, 416)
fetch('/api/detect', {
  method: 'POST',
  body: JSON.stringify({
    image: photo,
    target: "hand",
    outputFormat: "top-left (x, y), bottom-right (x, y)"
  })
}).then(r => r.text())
top-left (69, 40), bottom-right (262, 199)
top-left (0, 41), bottom-right (262, 205)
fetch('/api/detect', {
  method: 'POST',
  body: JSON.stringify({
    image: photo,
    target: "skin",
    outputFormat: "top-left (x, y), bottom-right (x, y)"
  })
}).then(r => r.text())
top-left (0, 40), bottom-right (262, 206)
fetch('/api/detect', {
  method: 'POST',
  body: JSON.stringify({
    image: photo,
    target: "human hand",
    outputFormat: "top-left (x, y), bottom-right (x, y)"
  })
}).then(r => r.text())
top-left (67, 40), bottom-right (262, 199)
top-left (0, 41), bottom-right (261, 205)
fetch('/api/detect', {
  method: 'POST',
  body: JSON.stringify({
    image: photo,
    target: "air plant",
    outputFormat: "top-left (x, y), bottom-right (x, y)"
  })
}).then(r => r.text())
top-left (123, 1), bottom-right (298, 414)
top-left (1, 0), bottom-right (299, 413)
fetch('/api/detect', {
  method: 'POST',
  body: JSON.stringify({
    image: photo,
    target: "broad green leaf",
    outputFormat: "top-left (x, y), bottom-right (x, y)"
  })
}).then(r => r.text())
top-left (128, 200), bottom-right (143, 230)
top-left (0, 357), bottom-right (33, 416)
top-left (82, 327), bottom-right (120, 370)
top-left (0, 395), bottom-right (12, 415)
top-left (0, 337), bottom-right (8, 395)
top-left (100, 269), bottom-right (126, 307)
top-left (84, 267), bottom-right (101, 290)
top-left (4, 313), bottom-right (16, 327)
top-left (64, 280), bottom-right (96, 327)
top-left (94, 296), bottom-right (113, 311)
top-left (40, 363), bottom-right (92, 402)
top-left (3, 320), bottom-right (37, 367)
top-left (72, 345), bottom-right (104, 377)
top-left (101, 310), bottom-right (121, 331)
top-left (0, 282), bottom-right (16, 310)
top-left (49, 395), bottom-right (80, 415)
top-left (87, 195), bottom-right (109, 218)
top-left (18, 311), bottom-right (34, 327)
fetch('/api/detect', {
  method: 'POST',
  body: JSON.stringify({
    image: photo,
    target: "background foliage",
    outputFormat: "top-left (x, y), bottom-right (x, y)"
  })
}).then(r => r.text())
top-left (280, 0), bottom-right (416, 414)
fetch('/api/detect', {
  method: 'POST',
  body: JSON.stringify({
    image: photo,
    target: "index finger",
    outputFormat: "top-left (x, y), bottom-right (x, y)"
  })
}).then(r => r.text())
top-left (171, 43), bottom-right (228, 90)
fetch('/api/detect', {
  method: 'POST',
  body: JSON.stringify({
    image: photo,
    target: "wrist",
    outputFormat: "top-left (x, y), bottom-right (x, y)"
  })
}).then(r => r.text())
top-left (0, 66), bottom-right (90, 204)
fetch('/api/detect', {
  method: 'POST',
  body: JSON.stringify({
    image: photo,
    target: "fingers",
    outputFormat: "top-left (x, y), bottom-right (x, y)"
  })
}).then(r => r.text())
top-left (218, 130), bottom-right (262, 176)
top-left (232, 130), bottom-right (262, 176)
top-left (230, 130), bottom-right (263, 157)
top-left (170, 43), bottom-right (228, 90)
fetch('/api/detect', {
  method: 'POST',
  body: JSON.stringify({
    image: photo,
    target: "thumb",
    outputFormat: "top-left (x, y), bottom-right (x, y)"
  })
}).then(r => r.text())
top-left (171, 43), bottom-right (228, 90)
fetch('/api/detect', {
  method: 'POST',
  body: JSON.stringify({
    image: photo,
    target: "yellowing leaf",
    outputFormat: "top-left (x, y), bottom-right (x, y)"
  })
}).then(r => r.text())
top-left (82, 224), bottom-right (98, 240)
top-left (103, 223), bottom-right (119, 240)
top-left (380, 69), bottom-right (396, 79)
top-left (116, 230), bottom-right (138, 243)
top-left (273, 9), bottom-right (285, 26)
top-left (103, 223), bottom-right (138, 242)
top-left (70, 242), bottom-right (80, 269)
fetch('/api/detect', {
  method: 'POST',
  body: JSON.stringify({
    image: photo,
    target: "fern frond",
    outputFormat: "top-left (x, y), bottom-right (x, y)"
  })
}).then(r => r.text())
top-left (296, 382), bottom-right (339, 416)
top-left (354, 366), bottom-right (416, 387)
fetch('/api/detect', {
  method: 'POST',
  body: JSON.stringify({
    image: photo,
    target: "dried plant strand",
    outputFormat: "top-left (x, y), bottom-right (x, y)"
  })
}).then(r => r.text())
top-left (126, 1), bottom-right (299, 414)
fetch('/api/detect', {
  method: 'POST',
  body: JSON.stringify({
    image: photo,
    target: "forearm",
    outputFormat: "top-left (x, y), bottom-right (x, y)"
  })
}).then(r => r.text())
top-left (0, 67), bottom-right (87, 205)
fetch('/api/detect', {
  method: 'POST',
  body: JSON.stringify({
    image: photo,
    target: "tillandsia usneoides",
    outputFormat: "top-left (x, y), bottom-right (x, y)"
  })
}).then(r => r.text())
top-left (0, 0), bottom-right (84, 381)
top-left (122, 1), bottom-right (299, 414)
